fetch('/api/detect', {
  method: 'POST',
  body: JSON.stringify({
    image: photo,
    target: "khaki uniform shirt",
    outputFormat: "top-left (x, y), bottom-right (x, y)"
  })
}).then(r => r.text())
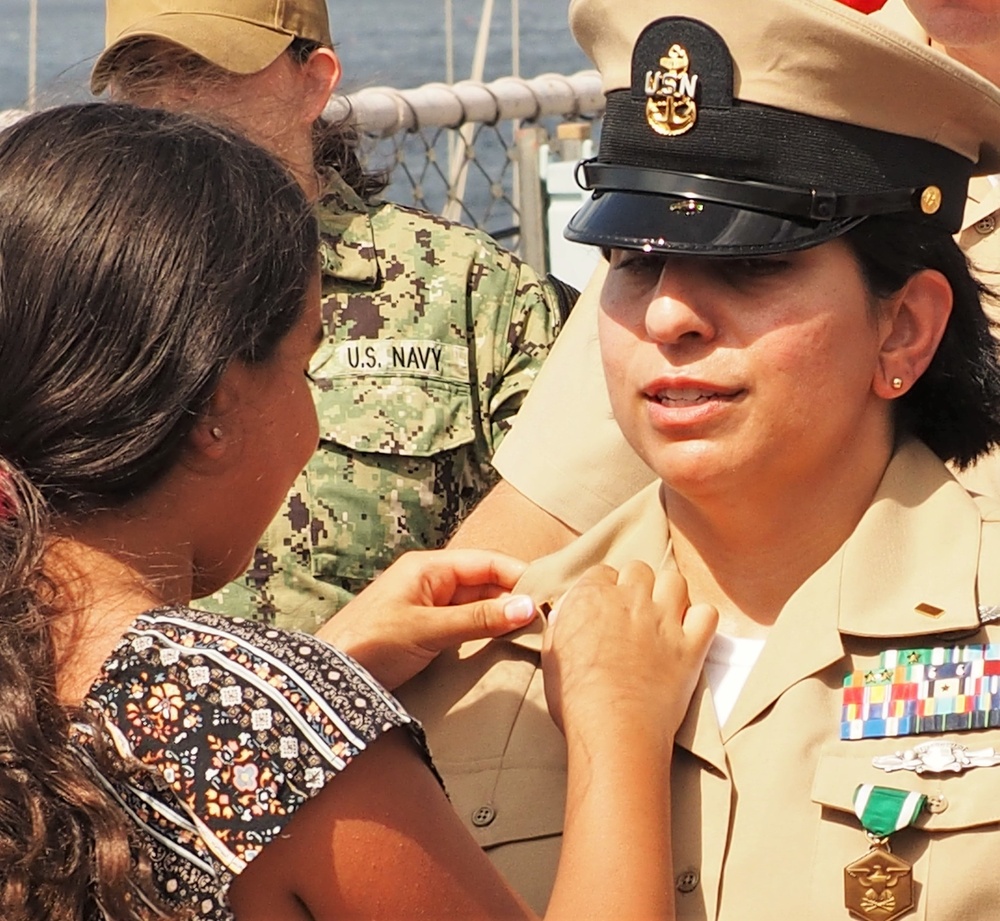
top-left (491, 1), bottom-right (1000, 529)
top-left (399, 442), bottom-right (1000, 918)
top-left (202, 172), bottom-right (563, 630)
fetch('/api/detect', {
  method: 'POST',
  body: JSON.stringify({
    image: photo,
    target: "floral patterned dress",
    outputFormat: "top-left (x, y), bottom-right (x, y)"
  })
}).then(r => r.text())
top-left (76, 606), bottom-right (429, 918)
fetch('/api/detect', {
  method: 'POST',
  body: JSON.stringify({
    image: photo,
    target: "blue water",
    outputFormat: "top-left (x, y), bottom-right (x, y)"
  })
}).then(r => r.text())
top-left (0, 0), bottom-right (592, 111)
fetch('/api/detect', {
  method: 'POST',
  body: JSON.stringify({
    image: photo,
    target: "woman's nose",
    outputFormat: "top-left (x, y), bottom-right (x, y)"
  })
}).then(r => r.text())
top-left (644, 267), bottom-right (716, 346)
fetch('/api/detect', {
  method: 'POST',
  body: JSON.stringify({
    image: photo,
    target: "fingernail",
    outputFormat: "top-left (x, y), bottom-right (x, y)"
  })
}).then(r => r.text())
top-left (503, 595), bottom-right (535, 624)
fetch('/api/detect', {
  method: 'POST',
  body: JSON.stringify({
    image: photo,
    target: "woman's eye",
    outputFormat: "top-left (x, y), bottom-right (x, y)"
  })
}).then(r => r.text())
top-left (721, 257), bottom-right (790, 280)
top-left (611, 250), bottom-right (666, 278)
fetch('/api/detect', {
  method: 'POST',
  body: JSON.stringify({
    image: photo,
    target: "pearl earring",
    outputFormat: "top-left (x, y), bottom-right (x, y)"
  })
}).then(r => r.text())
top-left (891, 377), bottom-right (903, 391)
top-left (210, 426), bottom-right (223, 440)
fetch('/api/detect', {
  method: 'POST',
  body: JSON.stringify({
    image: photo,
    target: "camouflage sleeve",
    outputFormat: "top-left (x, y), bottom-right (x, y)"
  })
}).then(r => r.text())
top-left (468, 238), bottom-right (564, 452)
top-left (490, 259), bottom-right (658, 532)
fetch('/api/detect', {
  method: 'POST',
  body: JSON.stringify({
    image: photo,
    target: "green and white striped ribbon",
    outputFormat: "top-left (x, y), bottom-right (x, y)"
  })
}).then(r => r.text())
top-left (852, 784), bottom-right (927, 838)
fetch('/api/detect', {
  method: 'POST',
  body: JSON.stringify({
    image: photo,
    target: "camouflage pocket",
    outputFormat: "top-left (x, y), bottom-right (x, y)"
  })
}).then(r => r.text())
top-left (313, 375), bottom-right (476, 457)
top-left (310, 337), bottom-right (476, 457)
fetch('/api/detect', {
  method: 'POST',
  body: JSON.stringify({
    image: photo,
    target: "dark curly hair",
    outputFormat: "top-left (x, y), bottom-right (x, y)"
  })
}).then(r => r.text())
top-left (0, 102), bottom-right (318, 920)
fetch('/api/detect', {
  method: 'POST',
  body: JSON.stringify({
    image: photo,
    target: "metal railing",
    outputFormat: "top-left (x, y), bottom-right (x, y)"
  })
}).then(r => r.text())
top-left (0, 68), bottom-right (606, 275)
top-left (329, 68), bottom-right (605, 273)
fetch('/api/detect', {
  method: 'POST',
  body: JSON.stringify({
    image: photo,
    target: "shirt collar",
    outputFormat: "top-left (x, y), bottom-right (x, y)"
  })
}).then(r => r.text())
top-left (836, 440), bottom-right (983, 637)
top-left (316, 168), bottom-right (381, 287)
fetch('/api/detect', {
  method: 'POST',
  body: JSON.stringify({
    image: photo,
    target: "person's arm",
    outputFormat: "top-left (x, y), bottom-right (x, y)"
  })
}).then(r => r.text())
top-left (230, 560), bottom-right (716, 921)
top-left (447, 478), bottom-right (579, 559)
top-left (541, 562), bottom-right (716, 919)
top-left (228, 730), bottom-right (533, 921)
top-left (471, 243), bottom-right (565, 446)
top-left (461, 261), bottom-right (659, 548)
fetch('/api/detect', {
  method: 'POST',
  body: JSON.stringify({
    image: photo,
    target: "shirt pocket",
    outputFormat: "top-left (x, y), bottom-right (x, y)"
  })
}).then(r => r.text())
top-left (311, 338), bottom-right (477, 457)
top-left (398, 642), bottom-right (565, 914)
top-left (809, 735), bottom-right (1000, 919)
top-left (440, 661), bottom-right (566, 916)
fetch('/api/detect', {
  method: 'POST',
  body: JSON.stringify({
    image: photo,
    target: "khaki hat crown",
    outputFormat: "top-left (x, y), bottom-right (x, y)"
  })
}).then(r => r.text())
top-left (565, 0), bottom-right (1000, 256)
top-left (92, 0), bottom-right (332, 93)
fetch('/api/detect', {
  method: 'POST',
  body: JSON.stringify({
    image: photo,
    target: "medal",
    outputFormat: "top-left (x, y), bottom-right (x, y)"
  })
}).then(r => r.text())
top-left (844, 785), bottom-right (926, 921)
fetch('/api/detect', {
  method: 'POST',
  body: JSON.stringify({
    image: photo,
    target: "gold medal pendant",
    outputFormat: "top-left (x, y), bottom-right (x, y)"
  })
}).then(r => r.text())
top-left (845, 784), bottom-right (926, 920)
top-left (844, 840), bottom-right (913, 921)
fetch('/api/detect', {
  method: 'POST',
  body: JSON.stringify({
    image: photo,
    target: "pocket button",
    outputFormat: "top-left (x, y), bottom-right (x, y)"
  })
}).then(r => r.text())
top-left (676, 869), bottom-right (700, 893)
top-left (471, 804), bottom-right (496, 827)
top-left (927, 794), bottom-right (948, 814)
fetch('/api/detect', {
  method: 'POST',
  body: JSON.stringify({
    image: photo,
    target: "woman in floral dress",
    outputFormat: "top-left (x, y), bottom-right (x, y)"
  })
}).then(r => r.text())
top-left (0, 102), bottom-right (713, 921)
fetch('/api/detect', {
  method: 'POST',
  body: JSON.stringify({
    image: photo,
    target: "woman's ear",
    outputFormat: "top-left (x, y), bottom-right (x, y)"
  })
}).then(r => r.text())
top-left (873, 268), bottom-right (953, 399)
top-left (184, 367), bottom-right (244, 469)
top-left (299, 47), bottom-right (341, 124)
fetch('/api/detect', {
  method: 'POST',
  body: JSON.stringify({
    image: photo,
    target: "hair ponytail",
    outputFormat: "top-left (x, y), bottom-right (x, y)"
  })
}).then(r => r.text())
top-left (0, 460), bottom-right (174, 919)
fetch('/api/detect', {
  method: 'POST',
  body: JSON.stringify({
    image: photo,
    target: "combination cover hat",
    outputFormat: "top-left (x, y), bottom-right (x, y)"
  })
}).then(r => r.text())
top-left (91, 0), bottom-right (332, 93)
top-left (565, 0), bottom-right (1000, 255)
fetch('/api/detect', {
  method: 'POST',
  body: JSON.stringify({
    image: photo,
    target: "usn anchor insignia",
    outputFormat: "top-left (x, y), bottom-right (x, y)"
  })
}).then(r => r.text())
top-left (645, 43), bottom-right (699, 137)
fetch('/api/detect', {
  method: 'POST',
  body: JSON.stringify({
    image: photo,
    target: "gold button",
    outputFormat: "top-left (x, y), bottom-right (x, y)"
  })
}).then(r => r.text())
top-left (675, 869), bottom-right (700, 893)
top-left (975, 214), bottom-right (997, 235)
top-left (471, 804), bottom-right (496, 827)
top-left (920, 186), bottom-right (942, 215)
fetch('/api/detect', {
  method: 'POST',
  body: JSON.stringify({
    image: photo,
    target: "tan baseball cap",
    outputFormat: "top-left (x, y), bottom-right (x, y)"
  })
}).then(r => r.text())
top-left (564, 0), bottom-right (1000, 256)
top-left (91, 0), bottom-right (333, 93)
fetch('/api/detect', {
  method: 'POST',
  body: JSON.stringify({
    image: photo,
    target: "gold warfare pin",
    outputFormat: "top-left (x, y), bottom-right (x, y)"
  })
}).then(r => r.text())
top-left (645, 43), bottom-right (699, 137)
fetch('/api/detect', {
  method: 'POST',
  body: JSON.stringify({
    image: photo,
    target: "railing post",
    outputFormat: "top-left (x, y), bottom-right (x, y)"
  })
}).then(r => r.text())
top-left (516, 125), bottom-right (549, 276)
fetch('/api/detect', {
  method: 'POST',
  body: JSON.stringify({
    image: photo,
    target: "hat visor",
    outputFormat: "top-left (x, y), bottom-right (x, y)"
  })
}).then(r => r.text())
top-left (91, 14), bottom-right (297, 94)
top-left (564, 190), bottom-right (864, 257)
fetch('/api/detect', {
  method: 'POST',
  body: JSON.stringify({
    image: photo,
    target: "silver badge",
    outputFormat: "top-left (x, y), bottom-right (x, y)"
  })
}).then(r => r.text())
top-left (872, 740), bottom-right (1000, 774)
top-left (979, 604), bottom-right (1000, 625)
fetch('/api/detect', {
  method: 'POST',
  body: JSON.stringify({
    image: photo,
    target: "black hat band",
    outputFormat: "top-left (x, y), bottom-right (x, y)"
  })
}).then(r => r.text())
top-left (594, 89), bottom-right (971, 233)
top-left (578, 161), bottom-right (936, 223)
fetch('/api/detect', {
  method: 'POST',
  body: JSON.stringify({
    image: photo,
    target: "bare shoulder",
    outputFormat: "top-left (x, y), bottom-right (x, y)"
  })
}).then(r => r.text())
top-left (228, 729), bottom-right (532, 921)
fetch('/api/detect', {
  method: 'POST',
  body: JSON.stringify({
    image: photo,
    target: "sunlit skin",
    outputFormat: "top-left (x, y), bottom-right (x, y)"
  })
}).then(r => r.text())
top-left (600, 241), bottom-right (893, 505)
top-left (49, 275), bottom-right (324, 703)
top-left (191, 271), bottom-right (325, 597)
top-left (904, 0), bottom-right (1000, 82)
top-left (597, 239), bottom-right (949, 635)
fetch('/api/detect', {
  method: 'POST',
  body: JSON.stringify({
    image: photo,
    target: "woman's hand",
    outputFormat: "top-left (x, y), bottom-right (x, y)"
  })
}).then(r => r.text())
top-left (316, 549), bottom-right (537, 690)
top-left (542, 561), bottom-right (717, 740)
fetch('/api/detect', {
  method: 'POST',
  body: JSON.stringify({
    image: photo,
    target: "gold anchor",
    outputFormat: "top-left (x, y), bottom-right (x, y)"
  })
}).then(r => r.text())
top-left (645, 43), bottom-right (699, 137)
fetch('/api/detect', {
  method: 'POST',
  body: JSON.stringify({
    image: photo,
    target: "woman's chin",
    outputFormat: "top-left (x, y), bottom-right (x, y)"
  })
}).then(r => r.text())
top-left (645, 441), bottom-right (737, 492)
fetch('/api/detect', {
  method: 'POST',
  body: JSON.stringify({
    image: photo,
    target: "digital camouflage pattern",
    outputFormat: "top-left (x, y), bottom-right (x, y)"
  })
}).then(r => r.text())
top-left (199, 170), bottom-right (563, 632)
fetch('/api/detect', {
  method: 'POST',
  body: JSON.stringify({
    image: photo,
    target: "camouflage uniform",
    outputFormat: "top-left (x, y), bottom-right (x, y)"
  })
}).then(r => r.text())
top-left (200, 170), bottom-right (563, 632)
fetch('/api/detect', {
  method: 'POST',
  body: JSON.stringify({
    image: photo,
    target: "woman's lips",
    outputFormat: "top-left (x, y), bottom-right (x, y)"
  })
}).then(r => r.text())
top-left (649, 387), bottom-right (735, 406)
top-left (641, 380), bottom-right (745, 428)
